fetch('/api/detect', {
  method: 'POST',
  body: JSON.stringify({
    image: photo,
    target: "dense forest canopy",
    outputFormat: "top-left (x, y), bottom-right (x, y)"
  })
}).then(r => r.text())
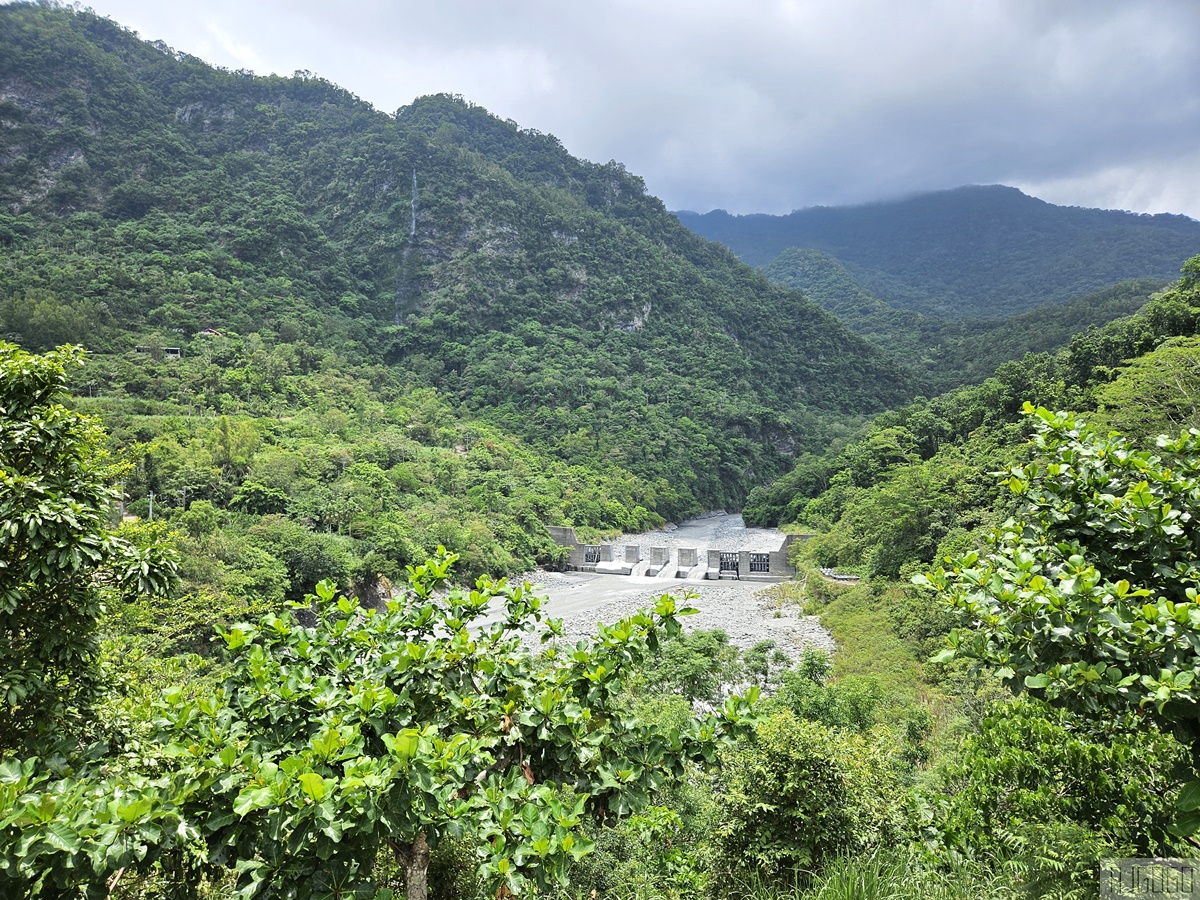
top-left (761, 247), bottom-right (1162, 392)
top-left (746, 254), bottom-right (1200, 574)
top-left (0, 1), bottom-right (917, 523)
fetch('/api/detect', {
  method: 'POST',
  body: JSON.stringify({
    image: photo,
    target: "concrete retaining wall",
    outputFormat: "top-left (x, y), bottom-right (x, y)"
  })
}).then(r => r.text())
top-left (548, 526), bottom-right (617, 570)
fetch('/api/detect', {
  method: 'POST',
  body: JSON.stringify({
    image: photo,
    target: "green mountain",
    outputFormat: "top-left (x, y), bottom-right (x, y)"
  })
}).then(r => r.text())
top-left (761, 248), bottom-right (926, 342)
top-left (0, 3), bottom-right (916, 518)
top-left (8, 8), bottom-right (1200, 897)
top-left (762, 247), bottom-right (1159, 392)
top-left (676, 185), bottom-right (1200, 319)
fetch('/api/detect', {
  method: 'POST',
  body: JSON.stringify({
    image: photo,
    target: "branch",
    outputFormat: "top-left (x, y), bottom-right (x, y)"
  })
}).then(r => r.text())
top-left (453, 746), bottom-right (518, 801)
top-left (385, 835), bottom-right (408, 867)
top-left (106, 866), bottom-right (127, 893)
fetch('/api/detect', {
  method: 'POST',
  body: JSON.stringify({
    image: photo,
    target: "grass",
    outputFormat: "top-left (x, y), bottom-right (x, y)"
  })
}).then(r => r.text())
top-left (720, 850), bottom-right (1021, 900)
top-left (805, 581), bottom-right (925, 703)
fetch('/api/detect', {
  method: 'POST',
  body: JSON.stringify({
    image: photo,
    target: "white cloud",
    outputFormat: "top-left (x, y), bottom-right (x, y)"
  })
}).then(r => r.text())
top-left (1017, 150), bottom-right (1200, 219)
top-left (202, 20), bottom-right (270, 74)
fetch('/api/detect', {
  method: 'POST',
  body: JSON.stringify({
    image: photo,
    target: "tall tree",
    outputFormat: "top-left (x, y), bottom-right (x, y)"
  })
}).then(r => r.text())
top-left (1, 342), bottom-right (178, 753)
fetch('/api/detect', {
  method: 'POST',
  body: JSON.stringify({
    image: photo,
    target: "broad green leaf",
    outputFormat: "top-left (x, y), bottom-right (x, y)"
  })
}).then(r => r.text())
top-left (387, 729), bottom-right (421, 763)
top-left (298, 772), bottom-right (327, 802)
top-left (43, 822), bottom-right (81, 854)
top-left (233, 787), bottom-right (273, 818)
top-left (1178, 779), bottom-right (1200, 812)
top-left (117, 798), bottom-right (152, 824)
top-left (1168, 808), bottom-right (1200, 838)
top-left (568, 836), bottom-right (595, 860)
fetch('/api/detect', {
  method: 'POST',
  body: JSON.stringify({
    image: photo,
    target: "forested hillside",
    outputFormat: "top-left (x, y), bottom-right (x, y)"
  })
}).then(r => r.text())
top-left (762, 247), bottom-right (1160, 391)
top-left (746, 255), bottom-right (1200, 564)
top-left (678, 184), bottom-right (1200, 318)
top-left (0, 3), bottom-right (914, 522)
top-left (9, 261), bottom-right (1200, 899)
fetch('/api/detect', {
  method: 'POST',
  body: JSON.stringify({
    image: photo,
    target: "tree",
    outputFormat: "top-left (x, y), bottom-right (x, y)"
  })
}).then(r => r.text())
top-left (636, 628), bottom-right (743, 704)
top-left (931, 698), bottom-right (1185, 861)
top-left (1093, 335), bottom-right (1200, 441)
top-left (209, 416), bottom-right (259, 477)
top-left (248, 517), bottom-right (353, 601)
top-left (0, 342), bottom-right (178, 753)
top-left (919, 405), bottom-right (1200, 832)
top-left (229, 481), bottom-right (289, 516)
top-left (150, 553), bottom-right (756, 899)
top-left (177, 499), bottom-right (220, 540)
top-left (744, 639), bottom-right (792, 687)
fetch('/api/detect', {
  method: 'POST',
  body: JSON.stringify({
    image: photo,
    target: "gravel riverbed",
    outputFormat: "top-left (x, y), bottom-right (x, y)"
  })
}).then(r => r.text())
top-left (513, 511), bottom-right (834, 660)
top-left (521, 571), bottom-right (835, 661)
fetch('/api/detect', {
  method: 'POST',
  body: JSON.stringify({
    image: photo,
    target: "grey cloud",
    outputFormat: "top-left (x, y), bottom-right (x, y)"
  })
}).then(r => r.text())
top-left (72, 0), bottom-right (1200, 217)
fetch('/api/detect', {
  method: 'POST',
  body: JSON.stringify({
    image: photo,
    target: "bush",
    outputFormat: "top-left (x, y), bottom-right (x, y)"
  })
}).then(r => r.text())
top-left (710, 710), bottom-right (903, 892)
top-left (930, 698), bottom-right (1186, 860)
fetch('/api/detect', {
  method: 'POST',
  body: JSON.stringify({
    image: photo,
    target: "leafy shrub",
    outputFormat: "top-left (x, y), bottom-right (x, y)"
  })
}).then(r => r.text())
top-left (710, 710), bottom-right (904, 892)
top-left (929, 698), bottom-right (1186, 860)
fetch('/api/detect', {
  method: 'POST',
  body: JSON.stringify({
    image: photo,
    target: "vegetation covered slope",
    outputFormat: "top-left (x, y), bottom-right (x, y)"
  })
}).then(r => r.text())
top-left (0, 3), bottom-right (915, 518)
top-left (763, 247), bottom-right (1160, 392)
top-left (747, 256), bottom-right (1200, 580)
top-left (6, 318), bottom-right (1199, 898)
top-left (677, 184), bottom-right (1200, 318)
top-left (8, 6), bottom-right (1200, 900)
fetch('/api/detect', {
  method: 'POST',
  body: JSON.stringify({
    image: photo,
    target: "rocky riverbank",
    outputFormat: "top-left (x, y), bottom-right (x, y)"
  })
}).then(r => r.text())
top-left (613, 511), bottom-right (789, 557)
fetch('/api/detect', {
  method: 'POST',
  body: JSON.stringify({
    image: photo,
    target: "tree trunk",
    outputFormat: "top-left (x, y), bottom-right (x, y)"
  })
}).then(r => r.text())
top-left (395, 832), bottom-right (431, 900)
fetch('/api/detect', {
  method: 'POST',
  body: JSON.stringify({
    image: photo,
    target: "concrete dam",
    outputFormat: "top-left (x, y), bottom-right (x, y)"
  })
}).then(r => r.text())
top-left (548, 513), bottom-right (805, 583)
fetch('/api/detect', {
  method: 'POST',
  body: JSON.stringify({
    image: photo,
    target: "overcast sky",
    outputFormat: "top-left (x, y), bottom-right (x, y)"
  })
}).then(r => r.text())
top-left (63, 0), bottom-right (1200, 218)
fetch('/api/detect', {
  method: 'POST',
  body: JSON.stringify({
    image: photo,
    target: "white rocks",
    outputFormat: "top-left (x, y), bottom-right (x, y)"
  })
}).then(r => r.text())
top-left (509, 515), bottom-right (833, 662)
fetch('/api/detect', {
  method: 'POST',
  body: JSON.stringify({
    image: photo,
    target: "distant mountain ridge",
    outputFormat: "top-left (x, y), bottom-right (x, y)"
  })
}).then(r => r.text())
top-left (676, 185), bottom-right (1200, 319)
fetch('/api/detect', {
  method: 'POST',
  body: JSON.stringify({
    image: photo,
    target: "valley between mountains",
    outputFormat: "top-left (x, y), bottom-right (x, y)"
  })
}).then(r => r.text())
top-left (4, 4), bottom-right (1200, 899)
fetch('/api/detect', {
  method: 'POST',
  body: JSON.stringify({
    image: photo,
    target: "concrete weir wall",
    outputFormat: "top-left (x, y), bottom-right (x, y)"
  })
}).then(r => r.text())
top-left (549, 526), bottom-right (803, 582)
top-left (548, 526), bottom-right (628, 574)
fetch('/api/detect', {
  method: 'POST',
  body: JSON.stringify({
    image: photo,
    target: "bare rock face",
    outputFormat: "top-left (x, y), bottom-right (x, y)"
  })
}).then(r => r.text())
top-left (0, 77), bottom-right (78, 211)
top-left (356, 573), bottom-right (394, 614)
top-left (174, 101), bottom-right (234, 130)
top-left (1, 76), bottom-right (65, 128)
